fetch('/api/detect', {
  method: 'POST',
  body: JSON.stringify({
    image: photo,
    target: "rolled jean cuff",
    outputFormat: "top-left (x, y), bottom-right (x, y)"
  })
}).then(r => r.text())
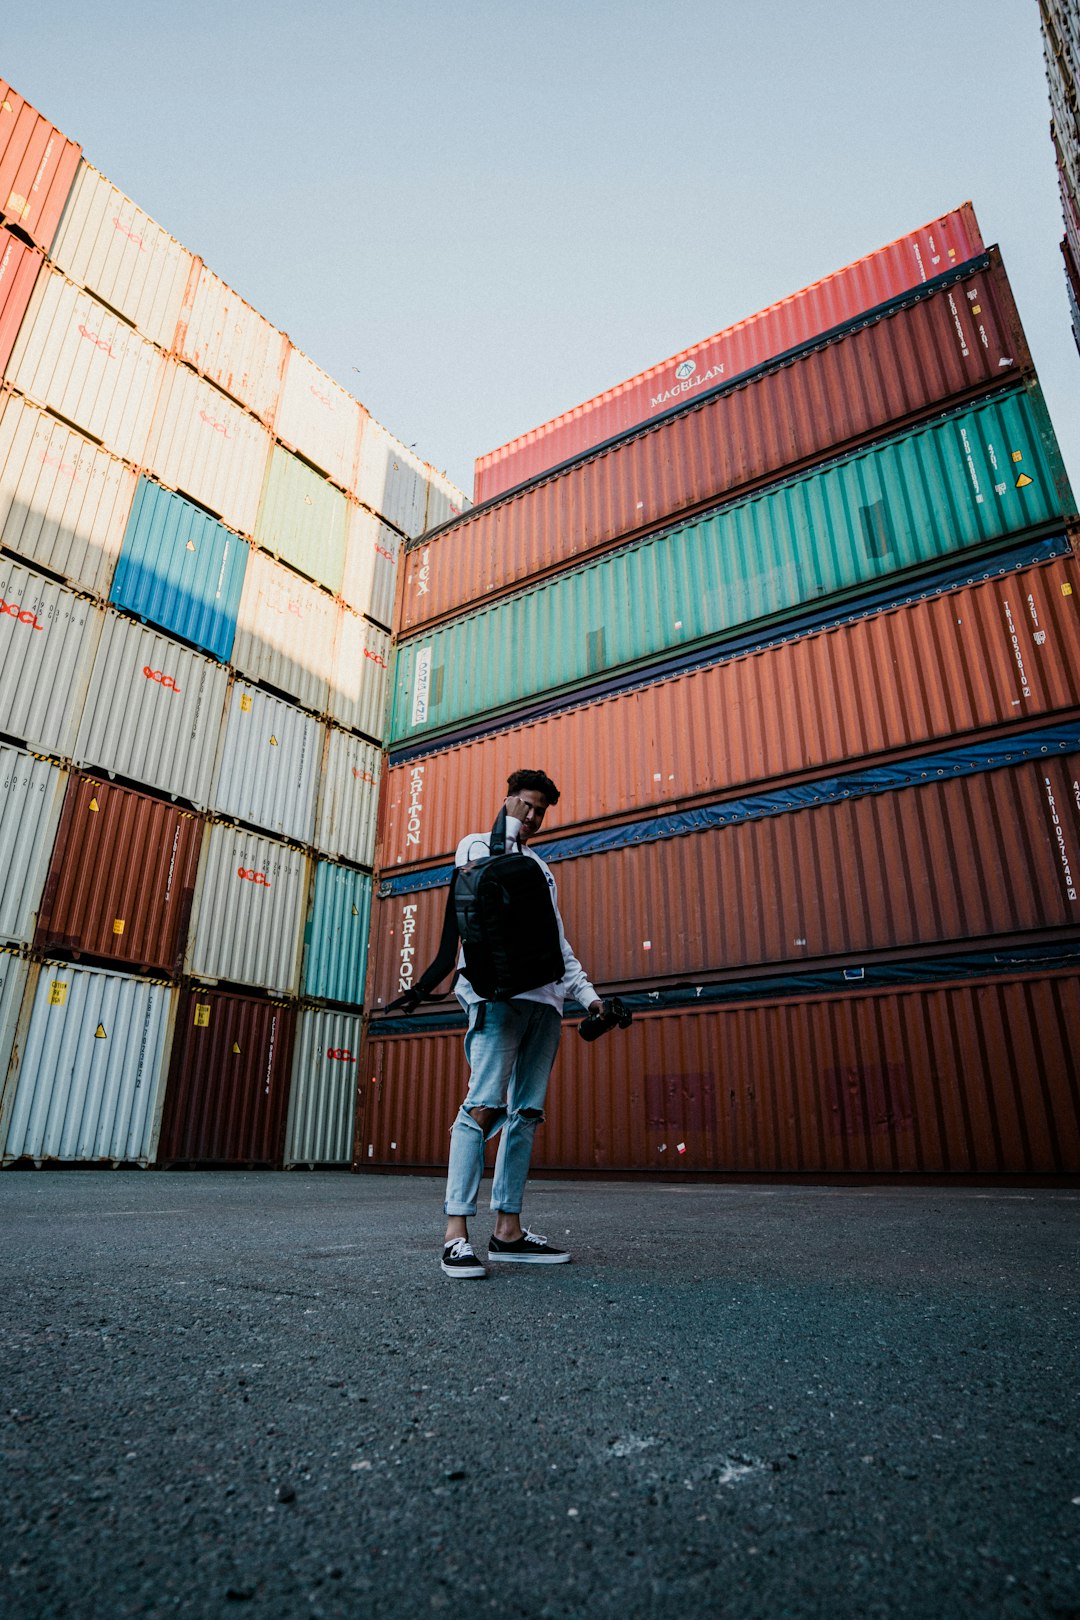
top-left (443, 1201), bottom-right (477, 1217)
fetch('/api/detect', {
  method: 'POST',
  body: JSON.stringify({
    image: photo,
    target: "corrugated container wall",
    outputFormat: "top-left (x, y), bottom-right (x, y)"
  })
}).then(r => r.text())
top-left (253, 445), bottom-right (347, 594)
top-left (473, 204), bottom-right (985, 501)
top-left (284, 1007), bottom-right (364, 1166)
top-left (0, 948), bottom-right (29, 1094)
top-left (36, 775), bottom-right (202, 972)
top-left (328, 608), bottom-right (390, 739)
top-left (390, 387), bottom-right (1074, 748)
top-left (211, 681), bottom-right (321, 845)
top-left (303, 862), bottom-right (372, 1007)
top-left (407, 251), bottom-right (1030, 633)
top-left (0, 83), bottom-right (81, 251)
top-left (360, 970), bottom-right (1080, 1176)
top-left (275, 347), bottom-right (363, 493)
top-left (369, 741), bottom-right (1080, 1007)
top-left (0, 389), bottom-right (136, 595)
top-left (0, 744), bottom-right (67, 946)
top-left (0, 558), bottom-right (102, 757)
top-left (186, 822), bottom-right (309, 995)
top-left (356, 418), bottom-right (427, 538)
top-left (380, 549), bottom-right (1080, 868)
top-left (0, 232), bottom-right (44, 374)
top-left (110, 478), bottom-right (248, 662)
top-left (173, 263), bottom-right (287, 425)
top-left (142, 360), bottom-right (271, 538)
top-left (74, 611), bottom-right (229, 806)
top-left (1, 963), bottom-right (174, 1166)
top-left (157, 987), bottom-right (296, 1167)
top-left (48, 162), bottom-right (193, 349)
top-left (5, 268), bottom-right (164, 464)
top-left (232, 549), bottom-right (337, 715)
top-left (315, 728), bottom-right (381, 868)
top-left (341, 502), bottom-right (400, 630)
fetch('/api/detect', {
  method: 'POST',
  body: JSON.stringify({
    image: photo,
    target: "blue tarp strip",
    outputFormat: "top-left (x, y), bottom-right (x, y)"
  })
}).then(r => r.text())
top-left (387, 533), bottom-right (1072, 766)
top-left (380, 718), bottom-right (1080, 898)
top-left (371, 938), bottom-right (1080, 1034)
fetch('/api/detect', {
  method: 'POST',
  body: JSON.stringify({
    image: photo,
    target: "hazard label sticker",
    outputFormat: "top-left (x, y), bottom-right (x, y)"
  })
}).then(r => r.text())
top-left (193, 1004), bottom-right (210, 1028)
top-left (47, 981), bottom-right (68, 1006)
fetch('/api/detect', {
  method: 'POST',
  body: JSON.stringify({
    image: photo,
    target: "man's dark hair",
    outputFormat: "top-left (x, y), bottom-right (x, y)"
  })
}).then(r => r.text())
top-left (507, 768), bottom-right (560, 806)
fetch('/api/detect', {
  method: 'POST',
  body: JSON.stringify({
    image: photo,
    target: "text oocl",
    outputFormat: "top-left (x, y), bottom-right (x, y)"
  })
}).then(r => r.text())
top-left (143, 665), bottom-right (182, 693)
top-left (236, 867), bottom-right (271, 887)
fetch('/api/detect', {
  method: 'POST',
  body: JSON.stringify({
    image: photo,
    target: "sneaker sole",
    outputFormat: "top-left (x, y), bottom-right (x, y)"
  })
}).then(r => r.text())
top-left (441, 1262), bottom-right (487, 1279)
top-left (487, 1252), bottom-right (571, 1265)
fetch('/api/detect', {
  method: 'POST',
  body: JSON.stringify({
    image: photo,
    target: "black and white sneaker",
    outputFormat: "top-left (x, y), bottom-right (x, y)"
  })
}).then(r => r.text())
top-left (441, 1238), bottom-right (486, 1280)
top-left (488, 1228), bottom-right (571, 1265)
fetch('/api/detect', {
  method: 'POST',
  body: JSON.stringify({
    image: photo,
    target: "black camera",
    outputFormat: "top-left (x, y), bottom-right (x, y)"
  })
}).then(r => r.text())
top-left (578, 996), bottom-right (633, 1042)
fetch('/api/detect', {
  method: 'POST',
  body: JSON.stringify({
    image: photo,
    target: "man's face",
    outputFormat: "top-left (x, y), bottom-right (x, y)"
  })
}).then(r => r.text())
top-left (504, 788), bottom-right (550, 843)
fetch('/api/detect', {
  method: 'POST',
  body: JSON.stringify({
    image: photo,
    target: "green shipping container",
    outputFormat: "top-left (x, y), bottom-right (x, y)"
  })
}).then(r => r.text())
top-left (390, 385), bottom-right (1074, 746)
top-left (254, 444), bottom-right (348, 594)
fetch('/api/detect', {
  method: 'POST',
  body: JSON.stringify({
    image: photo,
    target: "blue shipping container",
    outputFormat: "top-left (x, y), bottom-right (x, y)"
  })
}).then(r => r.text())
top-left (111, 477), bottom-right (249, 662)
top-left (303, 861), bottom-right (373, 1007)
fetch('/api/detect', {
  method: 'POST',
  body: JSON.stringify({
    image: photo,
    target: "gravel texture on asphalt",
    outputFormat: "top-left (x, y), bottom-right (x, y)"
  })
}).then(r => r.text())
top-left (1, 1171), bottom-right (1078, 1619)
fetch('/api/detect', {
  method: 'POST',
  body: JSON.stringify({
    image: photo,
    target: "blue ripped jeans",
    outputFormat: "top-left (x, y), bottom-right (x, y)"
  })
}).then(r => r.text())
top-left (443, 999), bottom-right (562, 1217)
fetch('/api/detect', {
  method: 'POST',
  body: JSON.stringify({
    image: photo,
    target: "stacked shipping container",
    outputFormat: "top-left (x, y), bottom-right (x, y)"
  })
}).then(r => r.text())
top-left (365, 205), bottom-right (1080, 1179)
top-left (1040, 0), bottom-right (1080, 352)
top-left (0, 77), bottom-right (466, 1169)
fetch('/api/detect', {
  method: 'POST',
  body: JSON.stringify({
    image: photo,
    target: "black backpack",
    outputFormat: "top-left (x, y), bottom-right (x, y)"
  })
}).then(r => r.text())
top-left (387, 808), bottom-right (564, 1010)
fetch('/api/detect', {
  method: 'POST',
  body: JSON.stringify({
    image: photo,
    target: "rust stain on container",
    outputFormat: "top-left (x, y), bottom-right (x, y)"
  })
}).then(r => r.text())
top-left (369, 750), bottom-right (1080, 1007)
top-left (403, 250), bottom-right (1029, 633)
top-left (157, 987), bottom-right (297, 1166)
top-left (381, 553), bottom-right (1080, 868)
top-left (358, 970), bottom-right (1080, 1176)
top-left (35, 774), bottom-right (202, 973)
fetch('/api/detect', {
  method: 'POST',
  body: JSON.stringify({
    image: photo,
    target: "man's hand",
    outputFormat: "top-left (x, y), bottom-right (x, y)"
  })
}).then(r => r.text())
top-left (588, 1001), bottom-right (602, 1015)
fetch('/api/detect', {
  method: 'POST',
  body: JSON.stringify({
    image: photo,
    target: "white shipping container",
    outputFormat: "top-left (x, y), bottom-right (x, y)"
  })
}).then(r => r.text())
top-left (341, 501), bottom-right (400, 629)
top-left (276, 346), bottom-right (363, 493)
top-left (212, 680), bottom-right (322, 845)
top-left (328, 607), bottom-right (389, 739)
top-left (0, 558), bottom-right (103, 756)
top-left (174, 262), bottom-right (287, 425)
top-left (48, 161), bottom-right (194, 350)
top-left (0, 948), bottom-right (29, 1099)
top-left (0, 961), bottom-right (175, 1166)
top-left (423, 465), bottom-right (469, 532)
top-left (143, 360), bottom-right (271, 538)
top-left (74, 610), bottom-right (229, 806)
top-left (232, 548), bottom-right (337, 715)
top-left (4, 268), bottom-right (164, 464)
top-left (284, 1006), bottom-right (364, 1166)
top-left (187, 822), bottom-right (309, 994)
top-left (314, 727), bottom-right (380, 868)
top-left (0, 745), bottom-right (66, 946)
top-left (0, 389), bottom-right (137, 596)
top-left (355, 417), bottom-right (427, 538)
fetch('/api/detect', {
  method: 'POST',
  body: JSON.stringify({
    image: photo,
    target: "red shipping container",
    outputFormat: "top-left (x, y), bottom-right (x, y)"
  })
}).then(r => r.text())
top-left (368, 747), bottom-right (1080, 1009)
top-left (406, 250), bottom-right (1026, 634)
top-left (473, 205), bottom-right (984, 503)
top-left (158, 987), bottom-right (297, 1166)
top-left (0, 82), bottom-right (81, 252)
top-left (380, 550), bottom-right (1080, 870)
top-left (0, 231), bottom-right (44, 375)
top-left (35, 775), bottom-right (202, 973)
top-left (358, 968), bottom-right (1080, 1176)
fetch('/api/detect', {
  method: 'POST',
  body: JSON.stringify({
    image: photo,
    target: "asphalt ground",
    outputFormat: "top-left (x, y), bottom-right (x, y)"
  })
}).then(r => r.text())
top-left (1, 1171), bottom-right (1078, 1620)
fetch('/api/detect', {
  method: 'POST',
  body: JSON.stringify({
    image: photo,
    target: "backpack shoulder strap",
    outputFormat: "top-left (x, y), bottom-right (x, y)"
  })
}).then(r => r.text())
top-left (384, 870), bottom-right (461, 1013)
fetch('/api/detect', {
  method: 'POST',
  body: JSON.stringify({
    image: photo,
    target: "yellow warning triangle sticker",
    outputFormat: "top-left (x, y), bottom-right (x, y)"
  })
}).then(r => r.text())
top-left (89, 797), bottom-right (100, 813)
top-left (232, 1042), bottom-right (241, 1055)
top-left (352, 904), bottom-right (359, 916)
top-left (269, 735), bottom-right (279, 747)
top-left (1016, 473), bottom-right (1033, 488)
top-left (95, 1024), bottom-right (107, 1039)
top-left (185, 539), bottom-right (196, 552)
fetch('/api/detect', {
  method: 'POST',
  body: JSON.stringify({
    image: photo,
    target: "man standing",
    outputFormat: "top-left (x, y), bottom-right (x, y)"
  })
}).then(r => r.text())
top-left (441, 769), bottom-right (602, 1280)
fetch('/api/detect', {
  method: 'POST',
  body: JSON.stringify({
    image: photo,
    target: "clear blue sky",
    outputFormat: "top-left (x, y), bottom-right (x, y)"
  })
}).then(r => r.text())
top-left (5, 0), bottom-right (1078, 500)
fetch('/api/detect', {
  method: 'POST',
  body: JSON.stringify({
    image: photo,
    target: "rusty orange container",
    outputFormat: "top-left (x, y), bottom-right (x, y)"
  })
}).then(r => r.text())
top-left (368, 738), bottom-right (1080, 1008)
top-left (358, 967), bottom-right (1080, 1176)
top-left (0, 81), bottom-right (81, 251)
top-left (406, 247), bottom-right (1023, 633)
top-left (379, 547), bottom-right (1080, 870)
top-left (0, 232), bottom-right (43, 374)
top-left (35, 775), bottom-right (203, 973)
top-left (157, 987), bottom-right (297, 1166)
